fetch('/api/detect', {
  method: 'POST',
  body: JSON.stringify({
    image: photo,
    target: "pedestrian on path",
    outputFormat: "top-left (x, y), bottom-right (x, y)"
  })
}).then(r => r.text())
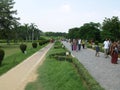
top-left (110, 41), bottom-right (119, 64)
top-left (73, 39), bottom-right (78, 51)
top-left (78, 38), bottom-right (81, 51)
top-left (70, 39), bottom-right (73, 51)
top-left (95, 42), bottom-right (100, 57)
top-left (103, 39), bottom-right (110, 58)
top-left (82, 40), bottom-right (85, 49)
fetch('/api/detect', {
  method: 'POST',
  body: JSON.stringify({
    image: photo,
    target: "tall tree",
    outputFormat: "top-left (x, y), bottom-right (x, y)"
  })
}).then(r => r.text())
top-left (16, 23), bottom-right (41, 42)
top-left (67, 27), bottom-right (79, 39)
top-left (0, 0), bottom-right (19, 43)
top-left (79, 22), bottom-right (101, 41)
top-left (102, 16), bottom-right (120, 40)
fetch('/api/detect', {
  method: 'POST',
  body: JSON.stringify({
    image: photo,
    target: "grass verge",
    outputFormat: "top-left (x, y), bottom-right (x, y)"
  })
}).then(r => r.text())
top-left (25, 41), bottom-right (88, 90)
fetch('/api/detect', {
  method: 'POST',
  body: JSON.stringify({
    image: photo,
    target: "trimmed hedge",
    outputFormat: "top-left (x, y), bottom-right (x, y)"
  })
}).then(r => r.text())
top-left (0, 49), bottom-right (5, 66)
top-left (49, 52), bottom-right (72, 62)
top-left (39, 40), bottom-right (49, 46)
top-left (32, 42), bottom-right (37, 48)
top-left (20, 44), bottom-right (27, 53)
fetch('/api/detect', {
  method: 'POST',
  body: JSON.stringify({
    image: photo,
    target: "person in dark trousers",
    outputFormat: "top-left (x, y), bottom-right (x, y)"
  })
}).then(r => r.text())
top-left (78, 38), bottom-right (81, 51)
top-left (95, 42), bottom-right (100, 57)
top-left (82, 40), bottom-right (85, 49)
top-left (70, 39), bottom-right (73, 51)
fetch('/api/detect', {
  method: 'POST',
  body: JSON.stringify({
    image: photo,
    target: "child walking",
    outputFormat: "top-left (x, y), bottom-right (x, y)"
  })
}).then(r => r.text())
top-left (95, 43), bottom-right (100, 57)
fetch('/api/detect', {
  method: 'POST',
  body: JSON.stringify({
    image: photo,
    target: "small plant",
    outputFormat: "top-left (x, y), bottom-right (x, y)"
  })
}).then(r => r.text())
top-left (39, 40), bottom-right (44, 46)
top-left (95, 41), bottom-right (99, 45)
top-left (0, 49), bottom-right (5, 66)
top-left (32, 42), bottom-right (37, 48)
top-left (20, 44), bottom-right (27, 53)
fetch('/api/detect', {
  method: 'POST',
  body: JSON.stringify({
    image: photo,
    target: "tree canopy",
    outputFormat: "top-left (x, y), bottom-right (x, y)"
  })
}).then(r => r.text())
top-left (67, 16), bottom-right (120, 42)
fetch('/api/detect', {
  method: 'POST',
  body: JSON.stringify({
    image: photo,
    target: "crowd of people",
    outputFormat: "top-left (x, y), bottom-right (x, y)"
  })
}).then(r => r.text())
top-left (103, 39), bottom-right (120, 64)
top-left (70, 39), bottom-right (86, 51)
top-left (69, 38), bottom-right (120, 64)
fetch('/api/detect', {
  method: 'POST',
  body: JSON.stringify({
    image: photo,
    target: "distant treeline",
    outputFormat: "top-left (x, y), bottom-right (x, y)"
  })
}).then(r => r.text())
top-left (67, 16), bottom-right (120, 42)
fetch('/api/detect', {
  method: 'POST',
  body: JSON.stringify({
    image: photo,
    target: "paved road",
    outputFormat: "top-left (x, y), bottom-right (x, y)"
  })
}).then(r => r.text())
top-left (62, 41), bottom-right (120, 90)
top-left (0, 43), bottom-right (53, 90)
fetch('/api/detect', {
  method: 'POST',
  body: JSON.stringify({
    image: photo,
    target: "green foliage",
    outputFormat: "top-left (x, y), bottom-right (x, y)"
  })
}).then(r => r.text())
top-left (102, 16), bottom-right (120, 40)
top-left (49, 52), bottom-right (72, 62)
top-left (45, 32), bottom-right (67, 37)
top-left (80, 22), bottom-right (101, 41)
top-left (16, 23), bottom-right (42, 42)
top-left (67, 27), bottom-right (80, 39)
top-left (39, 40), bottom-right (49, 46)
top-left (49, 41), bottom-right (72, 62)
top-left (0, 49), bottom-right (5, 66)
top-left (20, 44), bottom-right (27, 53)
top-left (67, 16), bottom-right (120, 42)
top-left (0, 0), bottom-right (19, 42)
top-left (32, 42), bottom-right (37, 48)
top-left (67, 22), bottom-right (101, 41)
top-left (95, 41), bottom-right (99, 45)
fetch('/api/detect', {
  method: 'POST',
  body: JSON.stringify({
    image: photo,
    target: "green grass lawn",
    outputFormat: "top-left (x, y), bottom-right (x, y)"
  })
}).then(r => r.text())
top-left (0, 42), bottom-right (33, 58)
top-left (25, 43), bottom-right (88, 90)
top-left (0, 42), bottom-right (48, 75)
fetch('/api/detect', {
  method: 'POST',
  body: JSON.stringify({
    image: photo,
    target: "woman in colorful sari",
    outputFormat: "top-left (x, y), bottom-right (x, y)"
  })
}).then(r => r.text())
top-left (73, 39), bottom-right (77, 51)
top-left (110, 41), bottom-right (118, 64)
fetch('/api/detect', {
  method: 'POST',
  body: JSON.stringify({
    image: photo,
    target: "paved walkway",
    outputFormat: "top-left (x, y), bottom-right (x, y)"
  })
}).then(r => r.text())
top-left (0, 43), bottom-right (53, 90)
top-left (62, 41), bottom-right (120, 90)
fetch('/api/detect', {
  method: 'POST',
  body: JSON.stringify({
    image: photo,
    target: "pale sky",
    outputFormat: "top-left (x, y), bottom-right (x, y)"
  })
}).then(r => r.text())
top-left (14, 0), bottom-right (120, 33)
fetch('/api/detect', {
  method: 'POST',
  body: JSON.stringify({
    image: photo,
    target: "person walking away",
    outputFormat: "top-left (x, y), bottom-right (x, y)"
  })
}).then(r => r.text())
top-left (95, 42), bottom-right (100, 57)
top-left (70, 39), bottom-right (73, 51)
top-left (82, 40), bottom-right (85, 49)
top-left (117, 41), bottom-right (120, 55)
top-left (78, 39), bottom-right (81, 51)
top-left (103, 39), bottom-right (110, 58)
top-left (73, 39), bottom-right (77, 51)
top-left (85, 40), bottom-right (88, 49)
top-left (110, 41), bottom-right (118, 64)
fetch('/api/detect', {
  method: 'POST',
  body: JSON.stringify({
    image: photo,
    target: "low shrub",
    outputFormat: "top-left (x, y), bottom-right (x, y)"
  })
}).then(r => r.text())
top-left (54, 45), bottom-right (61, 49)
top-left (49, 52), bottom-right (66, 58)
top-left (20, 44), bottom-right (27, 53)
top-left (39, 40), bottom-right (49, 46)
top-left (32, 42), bottom-right (37, 48)
top-left (0, 49), bottom-right (5, 66)
top-left (49, 52), bottom-right (72, 62)
top-left (57, 56), bottom-right (73, 62)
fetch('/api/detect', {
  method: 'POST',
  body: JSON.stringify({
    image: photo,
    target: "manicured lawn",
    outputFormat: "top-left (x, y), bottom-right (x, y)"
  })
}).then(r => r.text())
top-left (0, 42), bottom-right (32, 58)
top-left (0, 42), bottom-right (48, 75)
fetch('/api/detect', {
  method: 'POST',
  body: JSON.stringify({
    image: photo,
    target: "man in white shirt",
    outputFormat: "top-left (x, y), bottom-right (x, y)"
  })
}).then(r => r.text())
top-left (78, 39), bottom-right (81, 51)
top-left (103, 39), bottom-right (110, 58)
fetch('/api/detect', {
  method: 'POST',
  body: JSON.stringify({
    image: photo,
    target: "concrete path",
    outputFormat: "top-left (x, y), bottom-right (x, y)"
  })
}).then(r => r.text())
top-left (62, 41), bottom-right (120, 90)
top-left (0, 43), bottom-right (53, 90)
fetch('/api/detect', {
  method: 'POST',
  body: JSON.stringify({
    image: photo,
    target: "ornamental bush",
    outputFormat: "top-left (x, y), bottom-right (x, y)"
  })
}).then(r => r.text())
top-left (20, 44), bottom-right (27, 53)
top-left (0, 49), bottom-right (5, 66)
top-left (32, 42), bottom-right (37, 48)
